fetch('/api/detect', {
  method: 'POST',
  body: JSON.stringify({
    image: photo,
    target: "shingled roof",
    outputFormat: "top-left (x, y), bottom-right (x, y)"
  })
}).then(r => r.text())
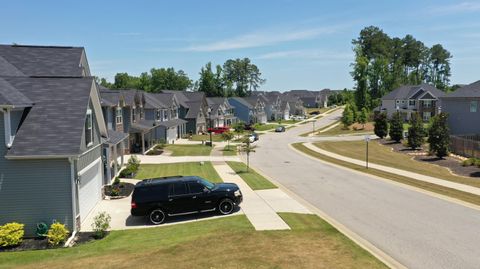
top-left (0, 45), bottom-right (89, 77)
top-left (3, 77), bottom-right (106, 157)
top-left (442, 80), bottom-right (480, 98)
top-left (382, 83), bottom-right (446, 100)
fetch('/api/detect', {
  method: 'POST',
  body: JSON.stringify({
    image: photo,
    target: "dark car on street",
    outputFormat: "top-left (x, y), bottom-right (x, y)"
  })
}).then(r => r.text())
top-left (275, 126), bottom-right (285, 132)
top-left (131, 176), bottom-right (243, 224)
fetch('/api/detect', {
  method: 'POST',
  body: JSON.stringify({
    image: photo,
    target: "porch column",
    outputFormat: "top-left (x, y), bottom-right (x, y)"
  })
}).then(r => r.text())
top-left (113, 145), bottom-right (118, 177)
top-left (141, 133), bottom-right (145, 154)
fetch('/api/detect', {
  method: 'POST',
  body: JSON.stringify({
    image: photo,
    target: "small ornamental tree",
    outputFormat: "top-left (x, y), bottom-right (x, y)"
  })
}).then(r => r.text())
top-left (91, 211), bottom-right (111, 239)
top-left (240, 137), bottom-right (256, 172)
top-left (374, 112), bottom-right (388, 139)
top-left (221, 131), bottom-right (234, 150)
top-left (341, 105), bottom-right (354, 128)
top-left (358, 107), bottom-right (368, 129)
top-left (428, 112), bottom-right (450, 158)
top-left (407, 112), bottom-right (426, 150)
top-left (389, 111), bottom-right (403, 143)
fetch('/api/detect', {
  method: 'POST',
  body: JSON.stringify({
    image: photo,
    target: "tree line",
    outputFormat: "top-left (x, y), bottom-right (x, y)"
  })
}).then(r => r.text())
top-left (98, 57), bottom-right (265, 97)
top-left (352, 26), bottom-right (453, 110)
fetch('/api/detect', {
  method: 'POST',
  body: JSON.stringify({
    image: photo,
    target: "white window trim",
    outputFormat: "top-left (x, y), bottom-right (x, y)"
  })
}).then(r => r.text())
top-left (86, 109), bottom-right (93, 147)
top-left (115, 107), bottom-right (123, 124)
top-left (470, 101), bottom-right (478, 113)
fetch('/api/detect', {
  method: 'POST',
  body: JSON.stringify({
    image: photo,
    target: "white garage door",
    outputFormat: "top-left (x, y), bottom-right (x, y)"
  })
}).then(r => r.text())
top-left (78, 159), bottom-right (102, 221)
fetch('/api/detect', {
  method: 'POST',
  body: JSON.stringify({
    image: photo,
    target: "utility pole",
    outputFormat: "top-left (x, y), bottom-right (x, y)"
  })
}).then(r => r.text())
top-left (365, 135), bottom-right (370, 169)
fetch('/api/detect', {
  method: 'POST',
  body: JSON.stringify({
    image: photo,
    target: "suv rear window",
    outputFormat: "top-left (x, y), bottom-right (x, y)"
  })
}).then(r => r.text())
top-left (170, 182), bottom-right (187, 196)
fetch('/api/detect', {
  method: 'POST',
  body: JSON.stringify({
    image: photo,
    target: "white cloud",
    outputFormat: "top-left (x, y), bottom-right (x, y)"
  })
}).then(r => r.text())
top-left (257, 49), bottom-right (352, 61)
top-left (430, 2), bottom-right (480, 15)
top-left (184, 25), bottom-right (342, 52)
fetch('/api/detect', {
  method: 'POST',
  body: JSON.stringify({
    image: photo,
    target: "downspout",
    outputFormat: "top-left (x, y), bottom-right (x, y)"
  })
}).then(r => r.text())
top-left (2, 108), bottom-right (13, 148)
top-left (66, 157), bottom-right (78, 246)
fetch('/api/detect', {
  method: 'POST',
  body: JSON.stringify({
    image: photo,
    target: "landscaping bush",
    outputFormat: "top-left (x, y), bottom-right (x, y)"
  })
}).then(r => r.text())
top-left (91, 212), bottom-right (111, 239)
top-left (374, 112), bottom-right (388, 139)
top-left (407, 112), bottom-right (426, 150)
top-left (47, 222), bottom-right (69, 246)
top-left (0, 222), bottom-right (24, 247)
top-left (120, 156), bottom-right (142, 177)
top-left (428, 113), bottom-right (450, 158)
top-left (389, 111), bottom-right (403, 143)
top-left (462, 159), bottom-right (474, 166)
top-left (341, 104), bottom-right (354, 128)
top-left (113, 177), bottom-right (120, 185)
top-left (109, 187), bottom-right (120, 197)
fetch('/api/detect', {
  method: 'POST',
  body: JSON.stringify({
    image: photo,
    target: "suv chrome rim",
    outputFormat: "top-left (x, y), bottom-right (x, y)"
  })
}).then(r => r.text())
top-left (150, 209), bottom-right (165, 224)
top-left (219, 200), bottom-right (234, 214)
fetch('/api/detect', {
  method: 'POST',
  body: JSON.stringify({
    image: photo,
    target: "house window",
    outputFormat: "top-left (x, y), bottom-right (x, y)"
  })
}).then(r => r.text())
top-left (132, 107), bottom-right (136, 123)
top-left (85, 109), bottom-right (93, 147)
top-left (470, 101), bottom-right (478, 112)
top-left (115, 107), bottom-right (123, 124)
top-left (423, 100), bottom-right (432, 108)
top-left (140, 108), bottom-right (144, 119)
top-left (156, 109), bottom-right (161, 121)
top-left (409, 100), bottom-right (416, 106)
top-left (163, 109), bottom-right (168, 121)
top-left (423, 112), bottom-right (431, 122)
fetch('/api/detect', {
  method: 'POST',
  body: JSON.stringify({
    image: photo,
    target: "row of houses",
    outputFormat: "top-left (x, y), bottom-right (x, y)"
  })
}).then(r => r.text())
top-left (0, 43), bottom-right (331, 236)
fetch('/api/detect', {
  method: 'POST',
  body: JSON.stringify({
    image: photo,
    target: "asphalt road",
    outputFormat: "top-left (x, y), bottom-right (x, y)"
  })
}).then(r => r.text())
top-left (250, 110), bottom-right (480, 269)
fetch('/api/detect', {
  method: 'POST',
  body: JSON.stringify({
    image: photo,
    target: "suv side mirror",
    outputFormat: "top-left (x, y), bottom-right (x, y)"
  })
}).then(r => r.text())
top-left (203, 187), bottom-right (210, 193)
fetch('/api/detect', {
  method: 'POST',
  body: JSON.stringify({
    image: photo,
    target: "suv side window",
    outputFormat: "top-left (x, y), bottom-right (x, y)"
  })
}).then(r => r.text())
top-left (188, 182), bottom-right (204, 194)
top-left (170, 182), bottom-right (187, 196)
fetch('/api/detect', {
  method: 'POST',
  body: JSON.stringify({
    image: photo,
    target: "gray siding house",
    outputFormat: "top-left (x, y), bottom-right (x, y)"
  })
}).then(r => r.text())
top-left (379, 83), bottom-right (446, 122)
top-left (440, 80), bottom-right (480, 135)
top-left (206, 97), bottom-right (237, 128)
top-left (0, 77), bottom-right (107, 236)
top-left (228, 97), bottom-right (267, 124)
top-left (163, 90), bottom-right (208, 134)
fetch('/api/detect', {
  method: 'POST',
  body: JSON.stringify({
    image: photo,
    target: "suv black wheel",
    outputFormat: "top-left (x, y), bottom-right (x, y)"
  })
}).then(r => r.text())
top-left (149, 208), bottom-right (166, 225)
top-left (218, 198), bottom-right (234, 215)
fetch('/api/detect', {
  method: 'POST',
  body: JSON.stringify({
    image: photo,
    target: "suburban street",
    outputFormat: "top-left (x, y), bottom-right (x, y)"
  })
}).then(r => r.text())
top-left (250, 110), bottom-right (480, 269)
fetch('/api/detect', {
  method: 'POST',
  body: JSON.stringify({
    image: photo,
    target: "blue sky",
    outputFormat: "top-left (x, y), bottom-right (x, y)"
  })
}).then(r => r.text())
top-left (1, 0), bottom-right (479, 91)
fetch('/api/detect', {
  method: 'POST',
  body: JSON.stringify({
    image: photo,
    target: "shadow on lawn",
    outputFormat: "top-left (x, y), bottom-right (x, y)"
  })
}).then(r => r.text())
top-left (125, 207), bottom-right (241, 227)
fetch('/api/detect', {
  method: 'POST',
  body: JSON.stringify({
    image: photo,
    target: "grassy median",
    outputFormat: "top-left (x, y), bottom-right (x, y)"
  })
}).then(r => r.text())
top-left (135, 162), bottom-right (222, 183)
top-left (0, 213), bottom-right (386, 269)
top-left (165, 144), bottom-right (213, 156)
top-left (222, 145), bottom-right (237, 156)
top-left (292, 143), bottom-right (480, 207)
top-left (226, 161), bottom-right (277, 190)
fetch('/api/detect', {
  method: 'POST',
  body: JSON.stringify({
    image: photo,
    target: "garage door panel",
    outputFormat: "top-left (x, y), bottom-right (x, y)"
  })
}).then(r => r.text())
top-left (78, 160), bottom-right (102, 221)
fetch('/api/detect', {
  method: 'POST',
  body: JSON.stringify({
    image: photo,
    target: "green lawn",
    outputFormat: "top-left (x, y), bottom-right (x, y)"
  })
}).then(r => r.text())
top-left (188, 134), bottom-right (225, 142)
top-left (226, 161), bottom-right (277, 190)
top-left (253, 123), bottom-right (278, 131)
top-left (135, 162), bottom-right (222, 183)
top-left (0, 213), bottom-right (386, 269)
top-left (292, 143), bottom-right (480, 207)
top-left (316, 122), bottom-right (374, 136)
top-left (314, 140), bottom-right (480, 188)
top-left (165, 144), bottom-right (213, 156)
top-left (222, 145), bottom-right (237, 156)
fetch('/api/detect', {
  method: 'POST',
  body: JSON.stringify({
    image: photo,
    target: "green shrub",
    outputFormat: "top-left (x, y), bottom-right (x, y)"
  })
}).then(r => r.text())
top-left (109, 187), bottom-right (120, 197)
top-left (91, 212), bottom-right (111, 239)
top-left (47, 222), bottom-right (69, 246)
top-left (119, 167), bottom-right (133, 178)
top-left (0, 222), bottom-right (24, 247)
top-left (462, 159), bottom-right (473, 166)
top-left (113, 177), bottom-right (120, 185)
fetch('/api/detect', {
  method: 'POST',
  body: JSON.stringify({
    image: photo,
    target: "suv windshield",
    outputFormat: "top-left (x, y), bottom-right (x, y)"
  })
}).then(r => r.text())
top-left (199, 178), bottom-right (215, 190)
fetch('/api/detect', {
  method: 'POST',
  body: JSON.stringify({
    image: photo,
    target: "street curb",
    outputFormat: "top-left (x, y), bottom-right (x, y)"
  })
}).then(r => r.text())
top-left (294, 143), bottom-right (480, 212)
top-left (248, 148), bottom-right (406, 269)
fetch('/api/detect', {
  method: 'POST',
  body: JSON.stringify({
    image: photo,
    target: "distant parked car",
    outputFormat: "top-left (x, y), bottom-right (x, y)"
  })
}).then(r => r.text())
top-left (244, 124), bottom-right (255, 131)
top-left (309, 111), bottom-right (320, 115)
top-left (275, 126), bottom-right (286, 132)
top-left (207, 126), bottom-right (230, 134)
top-left (247, 132), bottom-right (259, 143)
top-left (131, 176), bottom-right (243, 224)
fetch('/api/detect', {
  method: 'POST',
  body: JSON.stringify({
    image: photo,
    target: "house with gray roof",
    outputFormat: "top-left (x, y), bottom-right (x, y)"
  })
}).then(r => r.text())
top-left (206, 97), bottom-right (237, 128)
top-left (280, 95), bottom-right (305, 116)
top-left (379, 83), bottom-right (446, 122)
top-left (164, 90), bottom-right (208, 134)
top-left (252, 92), bottom-right (290, 121)
top-left (228, 96), bottom-right (267, 124)
top-left (440, 80), bottom-right (480, 135)
top-left (0, 76), bottom-right (107, 236)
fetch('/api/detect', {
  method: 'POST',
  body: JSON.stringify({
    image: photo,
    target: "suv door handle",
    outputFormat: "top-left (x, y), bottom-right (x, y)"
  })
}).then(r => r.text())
top-left (192, 196), bottom-right (197, 199)
top-left (168, 198), bottom-right (173, 202)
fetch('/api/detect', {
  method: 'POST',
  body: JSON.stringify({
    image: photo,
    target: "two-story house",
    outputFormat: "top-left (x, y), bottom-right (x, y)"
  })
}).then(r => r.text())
top-left (228, 97), bottom-right (267, 124)
top-left (164, 90), bottom-right (208, 135)
top-left (206, 97), bottom-right (237, 128)
top-left (440, 80), bottom-right (480, 135)
top-left (380, 83), bottom-right (446, 122)
top-left (280, 95), bottom-right (305, 116)
top-left (0, 44), bottom-right (109, 236)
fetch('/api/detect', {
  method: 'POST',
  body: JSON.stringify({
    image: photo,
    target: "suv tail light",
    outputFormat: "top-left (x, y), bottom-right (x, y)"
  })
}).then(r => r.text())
top-left (131, 201), bottom-right (137, 209)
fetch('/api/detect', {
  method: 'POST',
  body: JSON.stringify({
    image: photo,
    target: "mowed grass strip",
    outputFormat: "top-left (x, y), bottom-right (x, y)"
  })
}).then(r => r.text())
top-left (316, 122), bottom-right (374, 136)
top-left (226, 161), bottom-right (277, 190)
top-left (222, 145), bottom-right (237, 156)
top-left (165, 144), bottom-right (213, 156)
top-left (314, 140), bottom-right (480, 188)
top-left (292, 143), bottom-right (480, 207)
top-left (189, 134), bottom-right (224, 142)
top-left (135, 162), bottom-right (222, 183)
top-left (0, 214), bottom-right (386, 269)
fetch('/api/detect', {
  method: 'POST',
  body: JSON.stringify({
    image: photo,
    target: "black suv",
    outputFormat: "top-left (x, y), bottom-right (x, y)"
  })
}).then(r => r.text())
top-left (131, 176), bottom-right (243, 224)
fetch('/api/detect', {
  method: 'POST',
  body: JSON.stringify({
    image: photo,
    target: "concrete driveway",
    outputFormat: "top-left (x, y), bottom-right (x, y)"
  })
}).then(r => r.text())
top-left (249, 109), bottom-right (480, 269)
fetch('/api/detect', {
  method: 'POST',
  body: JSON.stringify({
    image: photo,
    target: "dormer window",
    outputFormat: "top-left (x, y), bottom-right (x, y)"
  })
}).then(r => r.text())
top-left (163, 109), bottom-right (168, 121)
top-left (85, 109), bottom-right (93, 147)
top-left (140, 107), bottom-right (144, 119)
top-left (132, 107), bottom-right (137, 123)
top-left (156, 109), bottom-right (161, 121)
top-left (115, 107), bottom-right (123, 124)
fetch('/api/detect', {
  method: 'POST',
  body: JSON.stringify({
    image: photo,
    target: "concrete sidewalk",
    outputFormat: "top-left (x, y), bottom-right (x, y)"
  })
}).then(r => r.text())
top-left (304, 142), bottom-right (480, 197)
top-left (212, 162), bottom-right (291, 230)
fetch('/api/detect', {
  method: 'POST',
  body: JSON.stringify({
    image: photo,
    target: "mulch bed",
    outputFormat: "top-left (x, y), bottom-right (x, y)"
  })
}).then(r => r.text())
top-left (379, 139), bottom-right (480, 178)
top-left (0, 232), bottom-right (107, 252)
top-left (104, 182), bottom-right (135, 197)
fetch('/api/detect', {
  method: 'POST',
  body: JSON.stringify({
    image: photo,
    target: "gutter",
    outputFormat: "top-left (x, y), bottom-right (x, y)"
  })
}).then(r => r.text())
top-left (5, 154), bottom-right (78, 160)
